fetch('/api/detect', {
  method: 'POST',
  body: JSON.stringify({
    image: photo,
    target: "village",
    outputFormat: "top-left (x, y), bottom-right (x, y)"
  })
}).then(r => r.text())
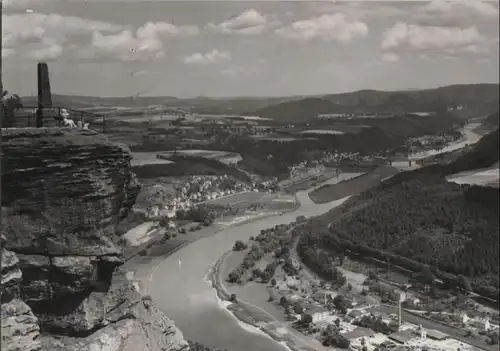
top-left (222, 220), bottom-right (500, 351)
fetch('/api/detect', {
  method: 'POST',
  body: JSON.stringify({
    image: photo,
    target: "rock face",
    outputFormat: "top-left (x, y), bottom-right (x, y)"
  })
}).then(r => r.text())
top-left (1, 128), bottom-right (188, 351)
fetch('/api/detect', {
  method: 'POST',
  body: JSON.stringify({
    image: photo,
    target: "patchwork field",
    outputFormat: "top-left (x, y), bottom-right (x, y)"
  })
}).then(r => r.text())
top-left (308, 167), bottom-right (400, 204)
top-left (131, 152), bottom-right (175, 167)
top-left (159, 149), bottom-right (242, 165)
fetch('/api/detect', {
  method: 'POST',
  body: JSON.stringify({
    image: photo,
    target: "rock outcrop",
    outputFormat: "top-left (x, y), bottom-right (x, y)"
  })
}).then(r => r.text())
top-left (1, 128), bottom-right (188, 351)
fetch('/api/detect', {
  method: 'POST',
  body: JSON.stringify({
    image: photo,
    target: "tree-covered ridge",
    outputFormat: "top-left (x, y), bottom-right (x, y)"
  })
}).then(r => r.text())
top-left (297, 129), bottom-right (500, 299)
top-left (330, 178), bottom-right (499, 284)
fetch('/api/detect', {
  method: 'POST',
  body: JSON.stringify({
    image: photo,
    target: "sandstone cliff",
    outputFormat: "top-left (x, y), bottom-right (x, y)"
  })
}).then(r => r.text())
top-left (1, 128), bottom-right (188, 351)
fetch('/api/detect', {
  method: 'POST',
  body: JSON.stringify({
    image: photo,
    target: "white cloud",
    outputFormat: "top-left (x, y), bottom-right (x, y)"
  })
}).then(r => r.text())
top-left (382, 22), bottom-right (487, 54)
top-left (184, 50), bottom-right (231, 65)
top-left (415, 0), bottom-right (499, 26)
top-left (274, 13), bottom-right (368, 43)
top-left (3, 13), bottom-right (123, 60)
top-left (4, 13), bottom-right (199, 62)
top-left (382, 53), bottom-right (400, 62)
top-left (3, 13), bottom-right (122, 48)
top-left (205, 9), bottom-right (280, 35)
top-left (307, 1), bottom-right (406, 19)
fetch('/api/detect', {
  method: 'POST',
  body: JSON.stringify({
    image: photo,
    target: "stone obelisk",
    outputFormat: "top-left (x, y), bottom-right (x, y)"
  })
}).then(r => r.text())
top-left (36, 62), bottom-right (52, 127)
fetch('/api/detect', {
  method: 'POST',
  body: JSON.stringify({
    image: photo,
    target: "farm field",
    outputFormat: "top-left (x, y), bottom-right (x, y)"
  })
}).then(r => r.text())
top-left (300, 129), bottom-right (346, 135)
top-left (308, 166), bottom-right (399, 204)
top-left (131, 152), bottom-right (175, 167)
top-left (159, 149), bottom-right (242, 165)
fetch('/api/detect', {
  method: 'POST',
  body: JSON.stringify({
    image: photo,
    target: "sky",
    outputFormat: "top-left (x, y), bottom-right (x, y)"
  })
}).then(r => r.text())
top-left (2, 0), bottom-right (499, 98)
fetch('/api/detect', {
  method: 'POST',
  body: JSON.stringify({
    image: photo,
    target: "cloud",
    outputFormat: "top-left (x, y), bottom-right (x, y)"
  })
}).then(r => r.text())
top-left (415, 0), bottom-right (499, 26)
top-left (306, 1), bottom-right (406, 19)
top-left (382, 53), bottom-right (400, 62)
top-left (205, 9), bottom-right (280, 35)
top-left (83, 22), bottom-right (199, 62)
top-left (184, 50), bottom-right (231, 65)
top-left (3, 13), bottom-right (199, 62)
top-left (3, 13), bottom-right (123, 60)
top-left (382, 22), bottom-right (487, 55)
top-left (274, 13), bottom-right (368, 43)
top-left (3, 13), bottom-right (122, 47)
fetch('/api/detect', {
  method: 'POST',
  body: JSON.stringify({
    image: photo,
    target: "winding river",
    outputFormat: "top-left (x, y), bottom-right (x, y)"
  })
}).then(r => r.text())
top-left (149, 122), bottom-right (483, 351)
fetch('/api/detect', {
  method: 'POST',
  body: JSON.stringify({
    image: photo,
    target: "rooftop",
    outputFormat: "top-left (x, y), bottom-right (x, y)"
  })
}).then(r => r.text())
top-left (426, 329), bottom-right (449, 340)
top-left (389, 330), bottom-right (415, 344)
top-left (342, 327), bottom-right (376, 340)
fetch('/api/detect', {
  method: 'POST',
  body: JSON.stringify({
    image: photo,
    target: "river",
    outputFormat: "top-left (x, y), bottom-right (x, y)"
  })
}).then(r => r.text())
top-left (150, 185), bottom-right (349, 351)
top-left (149, 122), bottom-right (483, 351)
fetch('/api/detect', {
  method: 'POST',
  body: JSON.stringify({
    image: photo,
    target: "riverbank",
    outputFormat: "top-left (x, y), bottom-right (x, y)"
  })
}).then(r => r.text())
top-left (209, 252), bottom-right (316, 351)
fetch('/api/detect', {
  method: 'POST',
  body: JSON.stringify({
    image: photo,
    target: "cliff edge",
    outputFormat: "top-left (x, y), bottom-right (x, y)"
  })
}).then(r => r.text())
top-left (1, 128), bottom-right (188, 351)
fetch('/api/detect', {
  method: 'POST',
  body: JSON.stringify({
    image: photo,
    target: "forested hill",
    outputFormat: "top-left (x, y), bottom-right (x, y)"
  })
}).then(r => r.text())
top-left (298, 129), bottom-right (500, 300)
top-left (250, 84), bottom-right (499, 122)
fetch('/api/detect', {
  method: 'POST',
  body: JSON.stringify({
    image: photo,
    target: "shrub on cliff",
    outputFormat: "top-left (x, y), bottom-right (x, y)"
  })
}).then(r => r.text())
top-left (1, 91), bottom-right (23, 128)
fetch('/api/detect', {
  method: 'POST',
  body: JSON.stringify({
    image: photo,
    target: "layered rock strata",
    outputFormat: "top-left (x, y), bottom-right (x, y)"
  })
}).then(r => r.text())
top-left (1, 128), bottom-right (188, 351)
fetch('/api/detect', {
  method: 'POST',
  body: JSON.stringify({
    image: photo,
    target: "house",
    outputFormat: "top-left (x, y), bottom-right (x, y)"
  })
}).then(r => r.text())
top-left (388, 330), bottom-right (415, 344)
top-left (342, 327), bottom-right (375, 341)
top-left (345, 309), bottom-right (365, 322)
top-left (308, 307), bottom-right (330, 323)
top-left (426, 329), bottom-right (449, 341)
top-left (467, 317), bottom-right (491, 332)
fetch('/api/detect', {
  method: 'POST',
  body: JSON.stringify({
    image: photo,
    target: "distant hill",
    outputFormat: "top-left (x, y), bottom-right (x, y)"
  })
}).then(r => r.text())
top-left (20, 94), bottom-right (295, 115)
top-left (247, 97), bottom-right (350, 122)
top-left (251, 84), bottom-right (499, 122)
top-left (298, 129), bottom-right (500, 300)
top-left (20, 83), bottom-right (498, 120)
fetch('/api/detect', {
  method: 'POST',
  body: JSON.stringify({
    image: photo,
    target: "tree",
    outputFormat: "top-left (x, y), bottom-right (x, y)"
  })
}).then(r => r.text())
top-left (293, 302), bottom-right (303, 314)
top-left (280, 296), bottom-right (288, 307)
top-left (229, 293), bottom-right (237, 303)
top-left (301, 313), bottom-right (313, 325)
top-left (1, 91), bottom-right (23, 128)
top-left (417, 266), bottom-right (435, 286)
top-left (233, 240), bottom-right (248, 252)
top-left (456, 275), bottom-right (472, 293)
top-left (333, 294), bottom-right (349, 314)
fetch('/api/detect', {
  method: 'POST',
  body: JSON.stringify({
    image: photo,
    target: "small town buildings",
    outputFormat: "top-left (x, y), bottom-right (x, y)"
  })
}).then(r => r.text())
top-left (345, 309), bottom-right (365, 323)
top-left (425, 329), bottom-right (449, 341)
top-left (388, 330), bottom-right (415, 344)
top-left (309, 307), bottom-right (330, 323)
top-left (342, 327), bottom-right (375, 341)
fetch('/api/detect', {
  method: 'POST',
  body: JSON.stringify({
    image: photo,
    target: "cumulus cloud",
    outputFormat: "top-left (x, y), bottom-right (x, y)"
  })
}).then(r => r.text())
top-left (3, 13), bottom-right (199, 62)
top-left (382, 22), bottom-right (487, 55)
top-left (274, 13), bottom-right (368, 43)
top-left (3, 13), bottom-right (122, 60)
top-left (184, 50), bottom-right (231, 65)
top-left (205, 9), bottom-right (280, 35)
top-left (84, 22), bottom-right (199, 62)
top-left (306, 1), bottom-right (406, 19)
top-left (415, 0), bottom-right (499, 26)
